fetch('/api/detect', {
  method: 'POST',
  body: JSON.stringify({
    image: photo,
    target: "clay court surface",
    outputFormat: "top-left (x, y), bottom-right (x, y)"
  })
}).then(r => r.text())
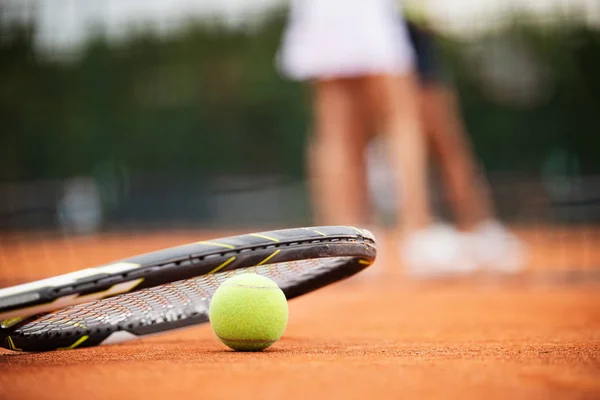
top-left (1, 228), bottom-right (599, 400)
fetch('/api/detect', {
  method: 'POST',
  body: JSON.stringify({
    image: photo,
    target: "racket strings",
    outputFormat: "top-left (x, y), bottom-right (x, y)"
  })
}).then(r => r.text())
top-left (7, 257), bottom-right (356, 339)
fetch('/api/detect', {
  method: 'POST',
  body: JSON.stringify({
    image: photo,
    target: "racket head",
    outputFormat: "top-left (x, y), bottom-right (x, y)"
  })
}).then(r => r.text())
top-left (0, 226), bottom-right (376, 352)
top-left (0, 226), bottom-right (374, 321)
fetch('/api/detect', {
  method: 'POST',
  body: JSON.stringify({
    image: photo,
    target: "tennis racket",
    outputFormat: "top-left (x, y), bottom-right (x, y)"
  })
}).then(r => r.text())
top-left (0, 226), bottom-right (376, 352)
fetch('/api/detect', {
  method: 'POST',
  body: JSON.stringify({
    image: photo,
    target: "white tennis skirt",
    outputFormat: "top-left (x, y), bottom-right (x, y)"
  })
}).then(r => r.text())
top-left (277, 0), bottom-right (415, 81)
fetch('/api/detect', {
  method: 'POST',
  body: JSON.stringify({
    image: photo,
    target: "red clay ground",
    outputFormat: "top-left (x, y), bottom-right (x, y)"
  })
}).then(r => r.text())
top-left (1, 229), bottom-right (599, 400)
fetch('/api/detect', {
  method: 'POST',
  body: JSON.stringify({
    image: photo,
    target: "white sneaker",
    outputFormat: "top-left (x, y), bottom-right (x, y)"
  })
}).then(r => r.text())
top-left (401, 223), bottom-right (477, 278)
top-left (467, 220), bottom-right (527, 274)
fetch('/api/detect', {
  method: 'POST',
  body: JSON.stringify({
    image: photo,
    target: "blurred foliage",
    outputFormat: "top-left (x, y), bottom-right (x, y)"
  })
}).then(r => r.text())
top-left (0, 10), bottom-right (309, 181)
top-left (441, 17), bottom-right (600, 176)
top-left (1, 9), bottom-right (599, 182)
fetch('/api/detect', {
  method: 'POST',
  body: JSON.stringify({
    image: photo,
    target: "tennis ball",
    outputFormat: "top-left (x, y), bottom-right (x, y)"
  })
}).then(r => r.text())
top-left (209, 273), bottom-right (288, 351)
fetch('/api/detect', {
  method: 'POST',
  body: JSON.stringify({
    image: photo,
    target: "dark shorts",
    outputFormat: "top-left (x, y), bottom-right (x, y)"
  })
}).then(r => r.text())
top-left (406, 22), bottom-right (451, 85)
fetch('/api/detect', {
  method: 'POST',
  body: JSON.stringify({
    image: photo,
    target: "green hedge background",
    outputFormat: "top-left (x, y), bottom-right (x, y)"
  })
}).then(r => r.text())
top-left (1, 11), bottom-right (599, 182)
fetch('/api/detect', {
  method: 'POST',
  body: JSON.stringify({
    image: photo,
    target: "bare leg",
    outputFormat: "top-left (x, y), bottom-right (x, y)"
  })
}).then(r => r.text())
top-left (421, 83), bottom-right (526, 272)
top-left (421, 84), bottom-right (494, 230)
top-left (362, 74), bottom-right (432, 234)
top-left (308, 78), bottom-right (369, 226)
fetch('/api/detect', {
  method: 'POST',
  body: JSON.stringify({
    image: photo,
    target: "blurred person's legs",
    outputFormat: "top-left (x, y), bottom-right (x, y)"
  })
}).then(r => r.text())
top-left (309, 73), bottom-right (431, 232)
top-left (407, 21), bottom-right (526, 273)
top-left (308, 78), bottom-right (369, 226)
top-left (362, 73), bottom-right (477, 275)
top-left (279, 0), bottom-right (455, 270)
top-left (361, 73), bottom-right (431, 233)
top-left (421, 85), bottom-right (493, 229)
top-left (423, 85), bottom-right (525, 272)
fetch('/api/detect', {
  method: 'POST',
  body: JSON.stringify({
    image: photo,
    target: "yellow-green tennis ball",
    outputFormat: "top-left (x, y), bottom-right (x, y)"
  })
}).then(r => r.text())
top-left (209, 273), bottom-right (288, 352)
